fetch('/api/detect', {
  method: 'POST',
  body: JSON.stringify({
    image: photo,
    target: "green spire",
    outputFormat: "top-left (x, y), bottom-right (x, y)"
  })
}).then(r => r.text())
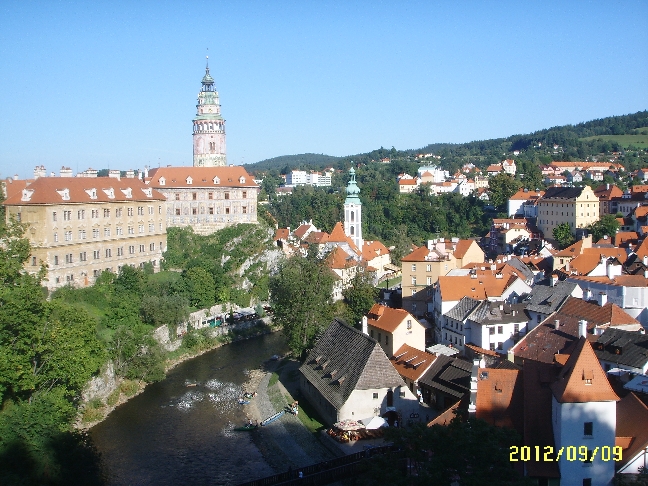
top-left (201, 56), bottom-right (214, 90)
top-left (345, 167), bottom-right (361, 204)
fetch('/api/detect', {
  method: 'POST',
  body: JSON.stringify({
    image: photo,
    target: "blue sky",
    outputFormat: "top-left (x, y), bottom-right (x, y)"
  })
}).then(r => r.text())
top-left (1, 1), bottom-right (647, 178)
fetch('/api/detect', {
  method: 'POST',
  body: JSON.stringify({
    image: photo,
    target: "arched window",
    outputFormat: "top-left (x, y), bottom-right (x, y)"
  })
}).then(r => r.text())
top-left (351, 211), bottom-right (355, 222)
top-left (387, 389), bottom-right (394, 407)
top-left (350, 226), bottom-right (354, 235)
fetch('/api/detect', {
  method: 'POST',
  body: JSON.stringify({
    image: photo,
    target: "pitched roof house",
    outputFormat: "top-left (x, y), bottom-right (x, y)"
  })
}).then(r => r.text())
top-left (299, 319), bottom-right (419, 426)
top-left (363, 304), bottom-right (426, 355)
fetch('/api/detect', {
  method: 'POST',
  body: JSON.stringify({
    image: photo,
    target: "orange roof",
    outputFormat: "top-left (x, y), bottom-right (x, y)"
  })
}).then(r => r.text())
top-left (550, 338), bottom-right (619, 403)
top-left (366, 304), bottom-right (414, 333)
top-left (305, 231), bottom-right (329, 244)
top-left (558, 297), bottom-right (639, 326)
top-left (487, 164), bottom-right (502, 172)
top-left (4, 176), bottom-right (165, 205)
top-left (635, 237), bottom-right (648, 259)
top-left (437, 274), bottom-right (514, 302)
top-left (550, 161), bottom-right (624, 170)
top-left (453, 240), bottom-right (477, 259)
top-left (362, 240), bottom-right (390, 261)
top-left (635, 206), bottom-right (648, 218)
top-left (555, 238), bottom-right (588, 258)
top-left (3, 178), bottom-right (32, 200)
top-left (509, 189), bottom-right (545, 200)
top-left (476, 368), bottom-right (524, 433)
top-left (293, 223), bottom-right (314, 239)
top-left (570, 274), bottom-right (648, 287)
top-left (274, 228), bottom-right (289, 241)
top-left (325, 246), bottom-right (357, 270)
top-left (327, 222), bottom-right (359, 253)
top-left (399, 179), bottom-right (418, 185)
top-left (616, 392), bottom-right (648, 468)
top-left (147, 166), bottom-right (258, 188)
top-left (390, 344), bottom-right (436, 381)
top-left (568, 248), bottom-right (627, 275)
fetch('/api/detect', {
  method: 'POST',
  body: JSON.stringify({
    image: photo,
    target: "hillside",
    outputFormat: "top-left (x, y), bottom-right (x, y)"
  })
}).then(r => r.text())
top-left (246, 110), bottom-right (648, 175)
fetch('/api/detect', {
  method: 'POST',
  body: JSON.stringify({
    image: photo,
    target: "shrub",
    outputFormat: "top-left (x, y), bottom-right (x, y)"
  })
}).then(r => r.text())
top-left (106, 389), bottom-right (121, 407)
top-left (119, 380), bottom-right (139, 397)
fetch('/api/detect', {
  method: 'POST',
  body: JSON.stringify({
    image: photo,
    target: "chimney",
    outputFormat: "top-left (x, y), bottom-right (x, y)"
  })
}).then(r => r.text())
top-left (578, 319), bottom-right (588, 338)
top-left (362, 316), bottom-right (368, 335)
top-left (554, 319), bottom-right (560, 330)
top-left (583, 288), bottom-right (592, 302)
top-left (13, 174), bottom-right (19, 180)
top-left (598, 292), bottom-right (607, 307)
top-left (551, 275), bottom-right (558, 287)
top-left (643, 255), bottom-right (648, 267)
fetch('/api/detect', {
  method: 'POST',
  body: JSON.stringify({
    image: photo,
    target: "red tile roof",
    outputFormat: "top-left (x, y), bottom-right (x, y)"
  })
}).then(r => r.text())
top-left (4, 177), bottom-right (165, 205)
top-left (550, 338), bottom-right (620, 403)
top-left (147, 166), bottom-right (258, 188)
top-left (616, 392), bottom-right (648, 469)
top-left (476, 368), bottom-right (524, 433)
top-left (437, 274), bottom-right (515, 302)
top-left (362, 240), bottom-right (390, 261)
top-left (390, 344), bottom-right (437, 381)
top-left (366, 304), bottom-right (413, 333)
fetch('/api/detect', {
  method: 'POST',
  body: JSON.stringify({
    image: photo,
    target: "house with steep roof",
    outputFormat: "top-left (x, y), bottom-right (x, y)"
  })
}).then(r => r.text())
top-left (524, 279), bottom-right (582, 329)
top-left (475, 368), bottom-right (524, 433)
top-left (441, 296), bottom-right (482, 353)
top-left (550, 338), bottom-right (619, 486)
top-left (463, 301), bottom-right (529, 354)
top-left (363, 304), bottom-right (426, 356)
top-left (594, 183), bottom-right (624, 217)
top-left (507, 189), bottom-right (545, 218)
top-left (147, 166), bottom-right (258, 234)
top-left (389, 344), bottom-right (437, 398)
top-left (616, 392), bottom-right (648, 474)
top-left (299, 319), bottom-right (419, 426)
top-left (326, 246), bottom-right (360, 302)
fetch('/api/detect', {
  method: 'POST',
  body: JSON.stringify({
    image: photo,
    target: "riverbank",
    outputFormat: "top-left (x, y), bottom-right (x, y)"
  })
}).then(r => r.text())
top-left (77, 320), bottom-right (280, 431)
top-left (241, 357), bottom-right (343, 476)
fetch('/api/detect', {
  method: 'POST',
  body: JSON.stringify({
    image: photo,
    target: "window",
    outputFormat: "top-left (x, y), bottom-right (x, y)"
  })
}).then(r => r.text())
top-left (400, 390), bottom-right (406, 397)
top-left (93, 270), bottom-right (100, 277)
top-left (78, 229), bottom-right (86, 239)
top-left (224, 192), bottom-right (230, 200)
top-left (497, 325), bottom-right (503, 334)
top-left (103, 208), bottom-right (110, 217)
top-left (116, 208), bottom-right (122, 217)
top-left (93, 250), bottom-right (100, 259)
top-left (78, 210), bottom-right (85, 219)
top-left (63, 210), bottom-right (72, 221)
top-left (208, 192), bottom-right (213, 200)
top-left (225, 207), bottom-right (230, 215)
top-left (242, 206), bottom-right (247, 214)
top-left (497, 342), bottom-right (503, 350)
top-left (490, 343), bottom-right (495, 351)
top-left (407, 319), bottom-right (412, 330)
top-left (138, 224), bottom-right (144, 234)
top-left (208, 207), bottom-right (214, 215)
top-left (372, 393), bottom-right (378, 399)
top-left (52, 211), bottom-right (57, 222)
top-left (411, 264), bottom-right (416, 271)
top-left (192, 208), bottom-right (197, 215)
top-left (54, 232), bottom-right (59, 242)
top-left (129, 246), bottom-right (135, 254)
top-left (93, 228), bottom-right (99, 239)
top-left (514, 324), bottom-right (519, 334)
top-left (412, 276), bottom-right (417, 285)
top-left (137, 206), bottom-right (144, 215)
top-left (385, 335), bottom-right (389, 346)
top-left (175, 209), bottom-right (181, 215)
top-left (54, 255), bottom-right (59, 265)
top-left (489, 327), bottom-right (495, 335)
top-left (31, 256), bottom-right (37, 266)
top-left (117, 247), bottom-right (123, 256)
top-left (139, 245), bottom-right (145, 253)
top-left (370, 330), bottom-right (374, 339)
top-left (92, 209), bottom-right (99, 218)
top-left (105, 249), bottom-right (111, 258)
top-left (175, 194), bottom-right (180, 201)
top-left (64, 231), bottom-right (72, 241)
top-left (116, 227), bottom-right (123, 236)
top-left (158, 205), bottom-right (162, 214)
top-left (128, 208), bottom-right (134, 216)
top-left (104, 228), bottom-right (110, 237)
top-left (149, 243), bottom-right (155, 251)
top-left (427, 277), bottom-right (432, 285)
top-left (149, 224), bottom-right (154, 232)
top-left (242, 191), bottom-right (247, 198)
top-left (192, 193), bottom-right (197, 200)
top-left (148, 206), bottom-right (153, 215)
top-left (584, 422), bottom-right (593, 436)
top-left (79, 252), bottom-right (87, 262)
top-left (128, 226), bottom-right (134, 235)
top-left (65, 253), bottom-right (73, 264)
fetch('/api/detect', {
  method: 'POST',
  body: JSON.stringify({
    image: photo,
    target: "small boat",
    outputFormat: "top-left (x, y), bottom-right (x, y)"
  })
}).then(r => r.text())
top-left (238, 398), bottom-right (250, 405)
top-left (261, 410), bottom-right (285, 426)
top-left (186, 383), bottom-right (198, 387)
top-left (234, 423), bottom-right (258, 432)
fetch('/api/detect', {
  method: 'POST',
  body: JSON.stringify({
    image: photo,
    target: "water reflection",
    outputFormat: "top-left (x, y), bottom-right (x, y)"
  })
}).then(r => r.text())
top-left (92, 333), bottom-right (287, 485)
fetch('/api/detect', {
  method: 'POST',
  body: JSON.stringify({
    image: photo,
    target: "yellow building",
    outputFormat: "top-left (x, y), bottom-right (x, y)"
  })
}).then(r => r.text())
top-left (537, 186), bottom-right (599, 238)
top-left (3, 176), bottom-right (167, 290)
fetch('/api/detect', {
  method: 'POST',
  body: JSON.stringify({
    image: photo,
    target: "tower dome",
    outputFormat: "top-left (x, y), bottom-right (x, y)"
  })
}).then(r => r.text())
top-left (344, 167), bottom-right (363, 250)
top-left (345, 167), bottom-right (361, 204)
top-left (193, 56), bottom-right (226, 167)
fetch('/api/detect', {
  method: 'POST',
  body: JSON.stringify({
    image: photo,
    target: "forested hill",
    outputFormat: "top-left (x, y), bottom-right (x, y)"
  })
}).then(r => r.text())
top-left (246, 110), bottom-right (648, 174)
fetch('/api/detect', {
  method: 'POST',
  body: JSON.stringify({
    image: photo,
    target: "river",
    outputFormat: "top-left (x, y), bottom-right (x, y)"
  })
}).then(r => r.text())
top-left (91, 332), bottom-right (288, 485)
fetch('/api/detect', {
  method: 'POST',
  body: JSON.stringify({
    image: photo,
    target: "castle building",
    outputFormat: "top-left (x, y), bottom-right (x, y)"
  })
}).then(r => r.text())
top-left (147, 166), bottom-right (258, 235)
top-left (193, 57), bottom-right (226, 167)
top-left (344, 168), bottom-right (363, 250)
top-left (3, 176), bottom-right (167, 290)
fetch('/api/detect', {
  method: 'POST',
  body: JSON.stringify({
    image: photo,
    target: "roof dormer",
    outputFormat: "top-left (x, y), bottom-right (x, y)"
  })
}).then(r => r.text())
top-left (186, 176), bottom-right (193, 185)
top-left (142, 187), bottom-right (153, 198)
top-left (21, 189), bottom-right (34, 201)
top-left (239, 176), bottom-right (246, 184)
top-left (121, 188), bottom-right (133, 198)
top-left (85, 188), bottom-right (98, 199)
top-left (102, 188), bottom-right (115, 199)
top-left (159, 177), bottom-right (166, 186)
top-left (213, 176), bottom-right (220, 184)
top-left (56, 188), bottom-right (70, 200)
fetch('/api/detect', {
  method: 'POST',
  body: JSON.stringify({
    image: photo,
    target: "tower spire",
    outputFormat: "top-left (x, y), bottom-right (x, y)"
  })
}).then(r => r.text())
top-left (193, 56), bottom-right (226, 167)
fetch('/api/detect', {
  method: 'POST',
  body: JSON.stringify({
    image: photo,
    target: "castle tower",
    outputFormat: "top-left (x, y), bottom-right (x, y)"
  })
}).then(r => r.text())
top-left (344, 168), bottom-right (363, 250)
top-left (193, 57), bottom-right (226, 167)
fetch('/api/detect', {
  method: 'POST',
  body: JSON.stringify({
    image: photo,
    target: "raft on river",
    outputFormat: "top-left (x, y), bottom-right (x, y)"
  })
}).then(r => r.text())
top-left (260, 410), bottom-right (285, 426)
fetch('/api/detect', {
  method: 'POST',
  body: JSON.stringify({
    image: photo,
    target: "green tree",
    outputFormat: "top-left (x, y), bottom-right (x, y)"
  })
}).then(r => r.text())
top-left (141, 294), bottom-right (190, 329)
top-left (521, 163), bottom-right (544, 190)
top-left (269, 251), bottom-right (335, 357)
top-left (488, 173), bottom-right (521, 211)
top-left (588, 214), bottom-right (620, 242)
top-left (184, 267), bottom-right (215, 309)
top-left (342, 271), bottom-right (378, 327)
top-left (553, 222), bottom-right (576, 249)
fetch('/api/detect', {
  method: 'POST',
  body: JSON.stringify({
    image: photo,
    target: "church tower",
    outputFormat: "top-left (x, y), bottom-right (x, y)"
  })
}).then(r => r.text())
top-left (193, 57), bottom-right (226, 167)
top-left (344, 168), bottom-right (363, 250)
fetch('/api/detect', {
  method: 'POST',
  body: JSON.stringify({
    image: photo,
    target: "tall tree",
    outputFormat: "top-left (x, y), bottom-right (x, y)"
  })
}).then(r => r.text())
top-left (488, 173), bottom-right (521, 211)
top-left (588, 214), bottom-right (620, 242)
top-left (269, 251), bottom-right (335, 357)
top-left (553, 222), bottom-right (576, 249)
top-left (342, 270), bottom-right (378, 327)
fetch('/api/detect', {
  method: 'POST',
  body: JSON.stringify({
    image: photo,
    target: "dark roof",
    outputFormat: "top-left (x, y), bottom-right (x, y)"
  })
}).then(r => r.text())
top-left (468, 301), bottom-right (528, 325)
top-left (443, 296), bottom-right (481, 322)
top-left (541, 186), bottom-right (586, 200)
top-left (418, 355), bottom-right (472, 398)
top-left (299, 319), bottom-right (405, 409)
top-left (505, 257), bottom-right (535, 282)
top-left (593, 329), bottom-right (648, 369)
top-left (524, 280), bottom-right (577, 315)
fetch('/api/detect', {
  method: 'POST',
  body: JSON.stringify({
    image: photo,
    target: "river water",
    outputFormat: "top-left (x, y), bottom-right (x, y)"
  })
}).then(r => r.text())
top-left (91, 332), bottom-right (288, 486)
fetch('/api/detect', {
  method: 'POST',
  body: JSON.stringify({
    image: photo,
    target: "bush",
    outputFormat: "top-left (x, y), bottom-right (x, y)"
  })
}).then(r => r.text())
top-left (119, 380), bottom-right (139, 397)
top-left (106, 389), bottom-right (121, 407)
top-left (87, 398), bottom-right (103, 410)
top-left (82, 407), bottom-right (104, 424)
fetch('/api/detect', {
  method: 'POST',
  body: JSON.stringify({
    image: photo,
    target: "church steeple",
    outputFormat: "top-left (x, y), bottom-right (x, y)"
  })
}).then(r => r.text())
top-left (193, 56), bottom-right (226, 167)
top-left (344, 168), bottom-right (363, 250)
